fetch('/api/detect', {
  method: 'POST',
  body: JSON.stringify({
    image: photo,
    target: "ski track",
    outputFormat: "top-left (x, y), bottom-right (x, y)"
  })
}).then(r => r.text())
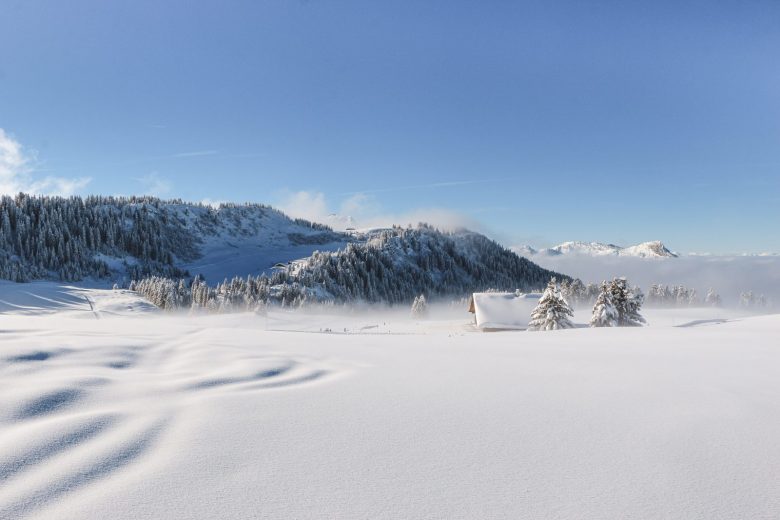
top-left (0, 324), bottom-right (336, 518)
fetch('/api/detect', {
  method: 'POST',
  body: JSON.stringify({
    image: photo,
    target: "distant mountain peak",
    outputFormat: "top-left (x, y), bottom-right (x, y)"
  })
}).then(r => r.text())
top-left (513, 240), bottom-right (677, 258)
top-left (620, 240), bottom-right (677, 258)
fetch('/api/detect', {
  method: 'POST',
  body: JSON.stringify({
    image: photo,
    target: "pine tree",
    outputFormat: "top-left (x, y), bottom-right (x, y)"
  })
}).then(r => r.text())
top-left (622, 283), bottom-right (646, 326)
top-left (608, 277), bottom-right (646, 326)
top-left (411, 294), bottom-right (429, 318)
top-left (568, 278), bottom-right (586, 307)
top-left (705, 288), bottom-right (721, 307)
top-left (528, 278), bottom-right (574, 331)
top-left (590, 282), bottom-right (618, 327)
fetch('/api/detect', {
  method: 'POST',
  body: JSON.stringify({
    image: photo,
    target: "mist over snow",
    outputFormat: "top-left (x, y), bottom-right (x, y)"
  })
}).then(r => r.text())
top-left (522, 253), bottom-right (780, 305)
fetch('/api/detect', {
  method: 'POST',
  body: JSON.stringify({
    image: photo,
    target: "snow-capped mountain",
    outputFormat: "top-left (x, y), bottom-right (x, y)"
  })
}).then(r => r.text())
top-left (619, 241), bottom-right (678, 258)
top-left (513, 240), bottom-right (677, 258)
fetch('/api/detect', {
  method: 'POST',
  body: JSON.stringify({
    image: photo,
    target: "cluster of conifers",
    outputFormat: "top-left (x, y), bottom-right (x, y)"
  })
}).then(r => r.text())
top-left (527, 277), bottom-right (645, 331)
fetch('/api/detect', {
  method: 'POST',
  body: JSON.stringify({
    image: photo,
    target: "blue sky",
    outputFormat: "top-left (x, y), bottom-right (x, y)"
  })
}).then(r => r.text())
top-left (1, 0), bottom-right (778, 253)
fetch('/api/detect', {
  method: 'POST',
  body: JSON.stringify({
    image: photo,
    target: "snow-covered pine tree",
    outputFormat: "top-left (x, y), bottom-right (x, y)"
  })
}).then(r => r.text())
top-left (608, 277), bottom-right (646, 326)
top-left (674, 285), bottom-right (690, 307)
top-left (647, 284), bottom-right (664, 306)
top-left (559, 279), bottom-right (572, 304)
top-left (622, 283), bottom-right (646, 326)
top-left (527, 278), bottom-right (574, 331)
top-left (568, 278), bottom-right (586, 307)
top-left (590, 282), bottom-right (618, 327)
top-left (585, 283), bottom-right (600, 305)
top-left (411, 294), bottom-right (429, 319)
top-left (705, 288), bottom-right (722, 307)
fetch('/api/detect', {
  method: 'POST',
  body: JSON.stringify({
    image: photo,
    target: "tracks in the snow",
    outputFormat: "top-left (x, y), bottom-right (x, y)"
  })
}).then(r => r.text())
top-left (82, 295), bottom-right (100, 320)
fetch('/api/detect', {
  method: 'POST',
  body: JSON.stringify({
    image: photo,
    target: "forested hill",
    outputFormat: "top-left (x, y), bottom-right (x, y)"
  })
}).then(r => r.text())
top-left (0, 194), bottom-right (344, 282)
top-left (0, 194), bottom-right (567, 304)
top-left (134, 225), bottom-right (569, 309)
top-left (270, 224), bottom-right (568, 304)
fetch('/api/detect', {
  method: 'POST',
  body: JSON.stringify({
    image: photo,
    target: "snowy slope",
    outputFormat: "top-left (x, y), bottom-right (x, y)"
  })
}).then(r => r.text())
top-left (0, 280), bottom-right (157, 317)
top-left (1, 297), bottom-right (779, 519)
top-left (171, 204), bottom-right (351, 282)
top-left (516, 240), bottom-right (678, 258)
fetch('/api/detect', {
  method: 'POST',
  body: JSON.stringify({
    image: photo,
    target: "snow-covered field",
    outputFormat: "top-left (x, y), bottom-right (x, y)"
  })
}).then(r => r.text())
top-left (1, 282), bottom-right (779, 519)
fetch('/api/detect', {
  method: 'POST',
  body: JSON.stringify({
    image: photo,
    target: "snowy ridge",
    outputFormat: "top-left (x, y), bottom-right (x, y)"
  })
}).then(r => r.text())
top-left (515, 240), bottom-right (677, 258)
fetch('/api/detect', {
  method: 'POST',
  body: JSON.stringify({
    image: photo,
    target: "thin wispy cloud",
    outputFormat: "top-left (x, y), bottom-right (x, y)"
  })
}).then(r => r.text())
top-left (0, 128), bottom-right (91, 196)
top-left (226, 152), bottom-right (267, 159)
top-left (171, 150), bottom-right (219, 158)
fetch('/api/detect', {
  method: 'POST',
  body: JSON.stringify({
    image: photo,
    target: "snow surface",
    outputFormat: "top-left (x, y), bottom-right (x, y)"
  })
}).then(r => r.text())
top-left (0, 281), bottom-right (157, 317)
top-left (1, 283), bottom-right (780, 519)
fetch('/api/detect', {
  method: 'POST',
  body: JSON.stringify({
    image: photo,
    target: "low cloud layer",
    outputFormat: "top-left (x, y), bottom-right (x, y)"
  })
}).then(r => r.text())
top-left (0, 128), bottom-right (91, 196)
top-left (527, 253), bottom-right (780, 305)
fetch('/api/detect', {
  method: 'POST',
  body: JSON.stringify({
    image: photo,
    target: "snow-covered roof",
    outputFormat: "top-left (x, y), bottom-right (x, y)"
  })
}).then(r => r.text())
top-left (471, 292), bottom-right (541, 331)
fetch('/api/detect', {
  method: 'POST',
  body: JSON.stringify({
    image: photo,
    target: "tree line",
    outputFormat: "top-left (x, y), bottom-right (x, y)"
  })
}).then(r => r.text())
top-left (527, 277), bottom-right (647, 331)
